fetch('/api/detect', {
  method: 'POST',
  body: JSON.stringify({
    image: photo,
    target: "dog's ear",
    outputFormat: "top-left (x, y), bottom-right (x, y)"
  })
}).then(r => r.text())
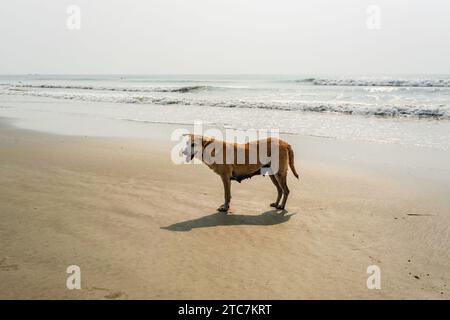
top-left (182, 133), bottom-right (194, 142)
top-left (202, 136), bottom-right (215, 148)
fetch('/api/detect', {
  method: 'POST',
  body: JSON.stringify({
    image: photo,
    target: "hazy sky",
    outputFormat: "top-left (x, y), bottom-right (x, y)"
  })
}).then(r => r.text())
top-left (0, 0), bottom-right (449, 74)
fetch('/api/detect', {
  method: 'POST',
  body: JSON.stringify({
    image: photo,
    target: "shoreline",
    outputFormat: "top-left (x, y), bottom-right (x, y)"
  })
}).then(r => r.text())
top-left (5, 114), bottom-right (450, 192)
top-left (0, 119), bottom-right (449, 299)
top-left (1, 93), bottom-right (450, 151)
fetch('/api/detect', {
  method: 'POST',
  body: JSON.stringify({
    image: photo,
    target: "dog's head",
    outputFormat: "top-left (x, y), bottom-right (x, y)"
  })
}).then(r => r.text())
top-left (182, 134), bottom-right (215, 162)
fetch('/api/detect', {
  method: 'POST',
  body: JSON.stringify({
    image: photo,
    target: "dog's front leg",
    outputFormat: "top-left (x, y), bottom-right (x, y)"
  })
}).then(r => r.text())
top-left (218, 174), bottom-right (231, 213)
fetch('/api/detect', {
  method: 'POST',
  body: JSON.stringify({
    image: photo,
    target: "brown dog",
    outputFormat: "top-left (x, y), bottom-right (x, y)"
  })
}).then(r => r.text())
top-left (182, 134), bottom-right (299, 212)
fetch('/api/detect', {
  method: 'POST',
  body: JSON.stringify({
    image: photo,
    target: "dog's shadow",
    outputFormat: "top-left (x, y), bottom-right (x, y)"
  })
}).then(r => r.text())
top-left (161, 210), bottom-right (295, 232)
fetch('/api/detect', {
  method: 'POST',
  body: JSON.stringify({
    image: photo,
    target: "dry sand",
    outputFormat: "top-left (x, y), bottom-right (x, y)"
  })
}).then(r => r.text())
top-left (0, 122), bottom-right (449, 299)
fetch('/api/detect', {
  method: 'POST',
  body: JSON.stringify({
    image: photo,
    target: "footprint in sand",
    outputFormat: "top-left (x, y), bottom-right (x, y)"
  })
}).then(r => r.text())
top-left (0, 264), bottom-right (19, 271)
top-left (87, 287), bottom-right (128, 299)
top-left (0, 258), bottom-right (19, 271)
top-left (104, 291), bottom-right (127, 299)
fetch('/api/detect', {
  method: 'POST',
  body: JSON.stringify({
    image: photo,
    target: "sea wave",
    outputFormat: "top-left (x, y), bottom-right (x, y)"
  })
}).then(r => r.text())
top-left (3, 88), bottom-right (448, 120)
top-left (294, 78), bottom-right (450, 88)
top-left (4, 83), bottom-right (218, 93)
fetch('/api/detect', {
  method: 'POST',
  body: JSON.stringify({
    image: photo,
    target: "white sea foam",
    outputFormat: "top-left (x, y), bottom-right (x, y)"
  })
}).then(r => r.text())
top-left (296, 77), bottom-right (450, 87)
top-left (3, 88), bottom-right (449, 120)
top-left (5, 83), bottom-right (216, 93)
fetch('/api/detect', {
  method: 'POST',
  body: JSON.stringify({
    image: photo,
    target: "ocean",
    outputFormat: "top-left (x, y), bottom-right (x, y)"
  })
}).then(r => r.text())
top-left (0, 74), bottom-right (449, 150)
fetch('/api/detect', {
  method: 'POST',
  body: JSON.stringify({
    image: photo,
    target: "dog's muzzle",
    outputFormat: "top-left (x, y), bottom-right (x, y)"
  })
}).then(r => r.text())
top-left (182, 149), bottom-right (197, 162)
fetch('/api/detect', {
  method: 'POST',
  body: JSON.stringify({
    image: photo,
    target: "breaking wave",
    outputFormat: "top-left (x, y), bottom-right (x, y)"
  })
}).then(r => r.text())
top-left (294, 78), bottom-right (450, 88)
top-left (3, 88), bottom-right (449, 120)
top-left (5, 83), bottom-right (217, 93)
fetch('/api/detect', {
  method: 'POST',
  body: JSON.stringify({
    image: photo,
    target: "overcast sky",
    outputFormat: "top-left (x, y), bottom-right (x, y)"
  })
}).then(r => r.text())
top-left (0, 0), bottom-right (449, 75)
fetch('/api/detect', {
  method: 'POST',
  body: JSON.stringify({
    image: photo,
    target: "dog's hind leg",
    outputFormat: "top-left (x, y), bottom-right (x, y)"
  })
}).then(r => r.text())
top-left (275, 173), bottom-right (290, 210)
top-left (269, 175), bottom-right (282, 208)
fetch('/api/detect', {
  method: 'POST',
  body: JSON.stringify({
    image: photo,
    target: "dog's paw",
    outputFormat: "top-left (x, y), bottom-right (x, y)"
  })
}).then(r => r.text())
top-left (276, 205), bottom-right (285, 210)
top-left (270, 203), bottom-right (279, 208)
top-left (217, 204), bottom-right (229, 213)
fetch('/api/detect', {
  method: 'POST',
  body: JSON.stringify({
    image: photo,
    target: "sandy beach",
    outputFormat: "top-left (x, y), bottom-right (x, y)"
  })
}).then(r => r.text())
top-left (1, 0), bottom-right (449, 304)
top-left (0, 119), bottom-right (449, 299)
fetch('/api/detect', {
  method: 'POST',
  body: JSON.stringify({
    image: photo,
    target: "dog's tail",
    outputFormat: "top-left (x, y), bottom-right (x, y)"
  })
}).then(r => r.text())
top-left (288, 145), bottom-right (299, 179)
